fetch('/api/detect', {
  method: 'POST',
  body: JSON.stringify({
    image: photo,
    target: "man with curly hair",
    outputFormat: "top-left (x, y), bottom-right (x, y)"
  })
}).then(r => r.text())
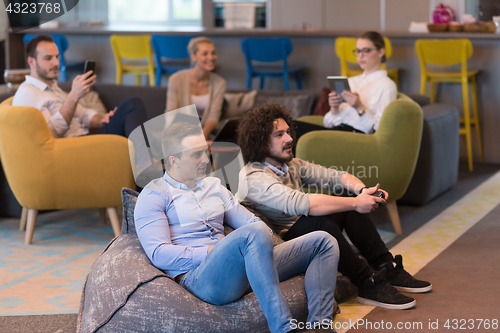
top-left (236, 104), bottom-right (432, 311)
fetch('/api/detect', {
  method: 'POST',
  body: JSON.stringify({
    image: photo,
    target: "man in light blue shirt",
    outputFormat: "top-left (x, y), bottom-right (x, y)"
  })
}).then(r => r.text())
top-left (134, 122), bottom-right (340, 333)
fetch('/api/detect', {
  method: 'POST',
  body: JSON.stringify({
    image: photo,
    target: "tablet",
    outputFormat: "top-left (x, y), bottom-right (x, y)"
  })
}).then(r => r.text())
top-left (327, 76), bottom-right (351, 102)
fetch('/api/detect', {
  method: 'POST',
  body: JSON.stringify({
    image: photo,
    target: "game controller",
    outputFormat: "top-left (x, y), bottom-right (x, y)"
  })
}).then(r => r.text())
top-left (371, 190), bottom-right (385, 200)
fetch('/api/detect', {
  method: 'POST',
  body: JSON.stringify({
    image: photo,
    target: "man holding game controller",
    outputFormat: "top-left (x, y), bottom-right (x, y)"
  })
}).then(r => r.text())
top-left (236, 104), bottom-right (432, 311)
top-left (13, 35), bottom-right (147, 139)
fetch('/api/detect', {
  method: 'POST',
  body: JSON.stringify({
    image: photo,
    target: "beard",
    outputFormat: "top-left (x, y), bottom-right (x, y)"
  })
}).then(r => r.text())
top-left (268, 144), bottom-right (294, 165)
top-left (36, 63), bottom-right (59, 81)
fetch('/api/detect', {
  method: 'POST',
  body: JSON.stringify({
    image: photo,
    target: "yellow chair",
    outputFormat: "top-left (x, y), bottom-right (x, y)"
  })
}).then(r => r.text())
top-left (110, 35), bottom-right (155, 87)
top-left (335, 36), bottom-right (399, 87)
top-left (0, 98), bottom-right (136, 244)
top-left (415, 39), bottom-right (483, 172)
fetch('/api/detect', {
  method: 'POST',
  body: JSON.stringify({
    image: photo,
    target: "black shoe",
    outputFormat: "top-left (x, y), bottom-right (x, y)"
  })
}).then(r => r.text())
top-left (358, 268), bottom-right (416, 310)
top-left (383, 255), bottom-right (433, 293)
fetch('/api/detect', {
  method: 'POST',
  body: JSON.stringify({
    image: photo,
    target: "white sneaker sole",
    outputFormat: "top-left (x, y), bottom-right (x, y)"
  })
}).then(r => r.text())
top-left (358, 297), bottom-right (416, 310)
top-left (395, 284), bottom-right (433, 293)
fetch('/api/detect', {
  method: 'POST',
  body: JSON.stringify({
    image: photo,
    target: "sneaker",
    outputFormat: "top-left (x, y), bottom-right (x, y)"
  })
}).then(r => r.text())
top-left (383, 255), bottom-right (433, 293)
top-left (358, 268), bottom-right (416, 310)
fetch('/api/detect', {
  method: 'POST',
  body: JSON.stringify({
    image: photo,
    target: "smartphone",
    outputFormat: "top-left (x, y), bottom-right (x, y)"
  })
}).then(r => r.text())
top-left (327, 76), bottom-right (351, 103)
top-left (84, 61), bottom-right (96, 77)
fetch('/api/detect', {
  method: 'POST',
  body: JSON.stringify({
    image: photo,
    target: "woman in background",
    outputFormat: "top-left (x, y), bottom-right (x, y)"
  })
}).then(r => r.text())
top-left (166, 37), bottom-right (226, 139)
top-left (324, 31), bottom-right (397, 134)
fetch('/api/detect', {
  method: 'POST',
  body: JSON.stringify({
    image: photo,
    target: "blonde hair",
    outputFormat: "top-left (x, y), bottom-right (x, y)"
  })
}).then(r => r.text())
top-left (187, 37), bottom-right (214, 56)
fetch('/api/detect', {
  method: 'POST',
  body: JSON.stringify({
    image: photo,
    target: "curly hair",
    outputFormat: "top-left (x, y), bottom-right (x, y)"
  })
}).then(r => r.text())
top-left (237, 104), bottom-right (296, 164)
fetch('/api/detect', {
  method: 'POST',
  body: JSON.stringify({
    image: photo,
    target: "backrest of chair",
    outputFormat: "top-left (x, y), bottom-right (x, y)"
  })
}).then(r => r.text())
top-left (415, 39), bottom-right (472, 68)
top-left (335, 37), bottom-right (358, 70)
top-left (373, 93), bottom-right (423, 199)
top-left (110, 35), bottom-right (153, 60)
top-left (151, 35), bottom-right (193, 60)
top-left (51, 34), bottom-right (69, 53)
top-left (241, 37), bottom-right (292, 63)
top-left (0, 99), bottom-right (56, 207)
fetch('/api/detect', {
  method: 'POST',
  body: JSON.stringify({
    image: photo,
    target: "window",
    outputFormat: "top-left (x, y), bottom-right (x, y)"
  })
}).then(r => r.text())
top-left (108, 0), bottom-right (201, 26)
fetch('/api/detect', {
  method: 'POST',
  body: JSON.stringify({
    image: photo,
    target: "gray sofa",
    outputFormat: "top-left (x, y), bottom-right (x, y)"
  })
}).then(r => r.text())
top-left (399, 94), bottom-right (460, 205)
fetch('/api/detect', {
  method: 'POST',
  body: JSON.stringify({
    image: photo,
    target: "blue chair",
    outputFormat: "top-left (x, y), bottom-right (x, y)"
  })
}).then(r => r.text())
top-left (151, 35), bottom-right (194, 86)
top-left (241, 37), bottom-right (303, 91)
top-left (23, 34), bottom-right (85, 82)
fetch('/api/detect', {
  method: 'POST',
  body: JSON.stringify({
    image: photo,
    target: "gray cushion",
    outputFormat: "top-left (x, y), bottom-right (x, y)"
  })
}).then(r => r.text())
top-left (254, 93), bottom-right (315, 119)
top-left (223, 90), bottom-right (258, 119)
top-left (406, 93), bottom-right (431, 107)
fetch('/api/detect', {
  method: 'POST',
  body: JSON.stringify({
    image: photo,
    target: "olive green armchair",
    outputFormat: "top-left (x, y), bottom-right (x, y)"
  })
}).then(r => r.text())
top-left (0, 97), bottom-right (136, 244)
top-left (296, 93), bottom-right (423, 235)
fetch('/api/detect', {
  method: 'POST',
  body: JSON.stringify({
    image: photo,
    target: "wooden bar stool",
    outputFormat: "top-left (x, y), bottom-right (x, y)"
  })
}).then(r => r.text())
top-left (415, 39), bottom-right (483, 172)
top-left (335, 36), bottom-right (399, 87)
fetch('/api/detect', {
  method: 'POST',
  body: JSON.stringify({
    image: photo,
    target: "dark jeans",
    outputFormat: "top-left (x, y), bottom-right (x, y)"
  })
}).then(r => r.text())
top-left (282, 211), bottom-right (393, 287)
top-left (96, 97), bottom-right (148, 138)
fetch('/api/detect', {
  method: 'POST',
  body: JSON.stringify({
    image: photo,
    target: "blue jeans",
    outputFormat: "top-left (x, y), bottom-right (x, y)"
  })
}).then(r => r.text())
top-left (179, 221), bottom-right (339, 333)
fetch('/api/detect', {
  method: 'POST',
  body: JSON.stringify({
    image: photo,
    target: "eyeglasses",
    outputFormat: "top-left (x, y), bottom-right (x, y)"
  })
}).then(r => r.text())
top-left (353, 48), bottom-right (375, 56)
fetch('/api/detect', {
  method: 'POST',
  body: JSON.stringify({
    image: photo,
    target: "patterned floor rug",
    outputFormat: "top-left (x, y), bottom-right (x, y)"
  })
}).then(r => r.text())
top-left (0, 209), bottom-right (115, 316)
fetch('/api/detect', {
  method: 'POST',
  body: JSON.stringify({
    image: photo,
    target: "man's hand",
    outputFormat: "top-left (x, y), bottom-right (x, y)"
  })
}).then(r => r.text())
top-left (100, 107), bottom-right (117, 125)
top-left (68, 71), bottom-right (96, 100)
top-left (328, 91), bottom-right (342, 113)
top-left (341, 91), bottom-right (363, 110)
top-left (59, 71), bottom-right (96, 127)
top-left (355, 183), bottom-right (387, 213)
top-left (207, 245), bottom-right (216, 253)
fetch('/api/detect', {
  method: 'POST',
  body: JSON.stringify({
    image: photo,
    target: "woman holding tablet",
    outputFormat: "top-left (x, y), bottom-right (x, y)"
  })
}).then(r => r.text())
top-left (166, 37), bottom-right (226, 139)
top-left (324, 31), bottom-right (397, 134)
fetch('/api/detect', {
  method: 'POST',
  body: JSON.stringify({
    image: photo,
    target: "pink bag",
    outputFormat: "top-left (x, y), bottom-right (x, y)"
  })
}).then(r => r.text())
top-left (433, 3), bottom-right (455, 24)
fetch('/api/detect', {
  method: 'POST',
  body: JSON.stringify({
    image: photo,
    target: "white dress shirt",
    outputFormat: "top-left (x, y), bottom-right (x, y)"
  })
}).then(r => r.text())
top-left (323, 70), bottom-right (397, 133)
top-left (12, 76), bottom-right (98, 138)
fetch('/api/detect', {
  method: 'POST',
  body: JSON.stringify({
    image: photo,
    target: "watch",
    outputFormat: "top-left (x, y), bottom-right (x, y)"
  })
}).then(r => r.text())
top-left (359, 186), bottom-right (369, 195)
top-left (357, 108), bottom-right (367, 117)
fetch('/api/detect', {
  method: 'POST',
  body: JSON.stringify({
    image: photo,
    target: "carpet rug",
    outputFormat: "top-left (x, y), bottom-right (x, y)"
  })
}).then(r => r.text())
top-left (0, 209), bottom-right (115, 316)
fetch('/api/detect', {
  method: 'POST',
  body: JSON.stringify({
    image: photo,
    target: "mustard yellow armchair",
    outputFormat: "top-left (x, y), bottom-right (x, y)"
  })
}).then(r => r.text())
top-left (0, 98), bottom-right (136, 244)
top-left (296, 93), bottom-right (423, 235)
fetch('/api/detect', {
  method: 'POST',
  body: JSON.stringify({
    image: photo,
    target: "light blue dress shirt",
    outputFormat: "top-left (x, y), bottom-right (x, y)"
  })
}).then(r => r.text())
top-left (134, 172), bottom-right (261, 278)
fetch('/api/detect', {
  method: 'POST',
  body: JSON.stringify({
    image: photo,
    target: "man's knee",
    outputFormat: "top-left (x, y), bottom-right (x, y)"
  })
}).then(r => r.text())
top-left (309, 230), bottom-right (339, 255)
top-left (245, 221), bottom-right (273, 247)
top-left (121, 97), bottom-right (145, 109)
